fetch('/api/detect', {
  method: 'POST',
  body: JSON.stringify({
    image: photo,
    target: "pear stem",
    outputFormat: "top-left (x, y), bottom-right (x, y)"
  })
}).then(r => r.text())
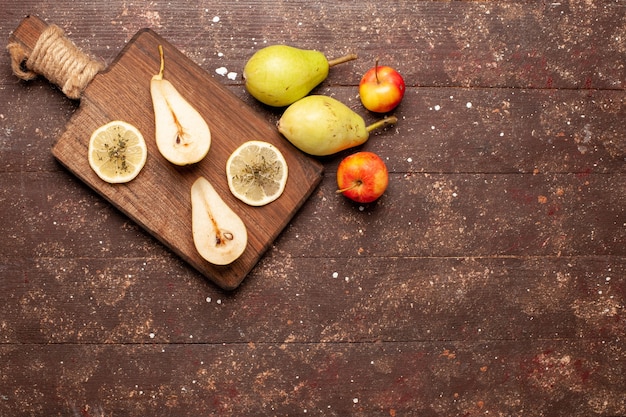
top-left (365, 115), bottom-right (398, 133)
top-left (156, 44), bottom-right (165, 79)
top-left (327, 53), bottom-right (358, 67)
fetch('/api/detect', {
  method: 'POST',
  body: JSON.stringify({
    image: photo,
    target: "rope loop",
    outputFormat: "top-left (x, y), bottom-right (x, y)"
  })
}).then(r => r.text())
top-left (7, 24), bottom-right (104, 99)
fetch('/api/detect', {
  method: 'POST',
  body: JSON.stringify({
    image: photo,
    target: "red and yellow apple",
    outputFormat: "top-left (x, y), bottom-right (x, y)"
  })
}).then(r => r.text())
top-left (336, 151), bottom-right (389, 203)
top-left (359, 59), bottom-right (405, 113)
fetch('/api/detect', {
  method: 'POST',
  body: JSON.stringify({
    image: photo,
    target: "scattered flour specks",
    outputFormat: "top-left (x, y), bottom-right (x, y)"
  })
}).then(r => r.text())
top-left (140, 10), bottom-right (162, 28)
top-left (215, 67), bottom-right (238, 80)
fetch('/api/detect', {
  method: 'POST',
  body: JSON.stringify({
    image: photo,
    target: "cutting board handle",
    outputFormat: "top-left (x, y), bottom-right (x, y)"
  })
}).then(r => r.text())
top-left (7, 15), bottom-right (104, 99)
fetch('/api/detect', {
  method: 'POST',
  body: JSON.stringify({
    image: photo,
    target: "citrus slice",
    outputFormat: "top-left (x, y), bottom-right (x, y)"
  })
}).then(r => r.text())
top-left (226, 140), bottom-right (288, 206)
top-left (88, 120), bottom-right (147, 184)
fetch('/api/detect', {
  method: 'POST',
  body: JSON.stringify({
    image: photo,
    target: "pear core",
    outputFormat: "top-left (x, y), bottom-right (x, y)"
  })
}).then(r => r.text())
top-left (191, 177), bottom-right (248, 265)
top-left (151, 45), bottom-right (211, 165)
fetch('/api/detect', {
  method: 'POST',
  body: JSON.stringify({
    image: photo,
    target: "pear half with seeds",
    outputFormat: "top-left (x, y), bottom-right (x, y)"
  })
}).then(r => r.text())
top-left (191, 177), bottom-right (247, 265)
top-left (151, 45), bottom-right (211, 165)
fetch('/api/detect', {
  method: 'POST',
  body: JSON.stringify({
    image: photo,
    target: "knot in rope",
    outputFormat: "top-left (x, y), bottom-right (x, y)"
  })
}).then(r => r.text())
top-left (7, 24), bottom-right (104, 99)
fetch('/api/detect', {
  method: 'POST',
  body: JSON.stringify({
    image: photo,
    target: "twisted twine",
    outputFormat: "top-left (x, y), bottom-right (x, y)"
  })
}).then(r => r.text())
top-left (7, 24), bottom-right (104, 99)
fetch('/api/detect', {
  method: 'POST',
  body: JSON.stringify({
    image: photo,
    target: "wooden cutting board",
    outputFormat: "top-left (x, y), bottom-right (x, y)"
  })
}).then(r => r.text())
top-left (10, 16), bottom-right (324, 290)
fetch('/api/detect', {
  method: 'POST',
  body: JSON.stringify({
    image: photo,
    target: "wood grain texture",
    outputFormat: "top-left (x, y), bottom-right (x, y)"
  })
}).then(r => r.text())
top-left (1, 1), bottom-right (625, 416)
top-left (10, 16), bottom-right (324, 290)
top-left (1, 339), bottom-right (623, 416)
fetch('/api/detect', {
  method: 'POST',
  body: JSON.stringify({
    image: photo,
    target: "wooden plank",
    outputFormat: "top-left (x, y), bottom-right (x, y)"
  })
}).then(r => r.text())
top-left (3, 255), bottom-right (624, 344)
top-left (3, 1), bottom-right (625, 90)
top-left (286, 172), bottom-right (626, 258)
top-left (268, 86), bottom-right (626, 171)
top-left (3, 84), bottom-right (625, 176)
top-left (1, 341), bottom-right (624, 416)
top-left (2, 169), bottom-right (623, 265)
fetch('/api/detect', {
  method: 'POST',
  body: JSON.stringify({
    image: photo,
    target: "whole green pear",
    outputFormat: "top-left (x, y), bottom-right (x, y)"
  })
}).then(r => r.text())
top-left (277, 95), bottom-right (397, 156)
top-left (243, 45), bottom-right (356, 107)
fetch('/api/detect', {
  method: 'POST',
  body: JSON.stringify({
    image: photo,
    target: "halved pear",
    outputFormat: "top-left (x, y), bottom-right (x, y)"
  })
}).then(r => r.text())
top-left (191, 177), bottom-right (247, 265)
top-left (151, 45), bottom-right (211, 165)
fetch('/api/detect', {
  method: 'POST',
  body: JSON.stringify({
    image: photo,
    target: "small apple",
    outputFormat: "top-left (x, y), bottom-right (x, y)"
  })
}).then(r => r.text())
top-left (336, 151), bottom-right (389, 203)
top-left (359, 58), bottom-right (405, 113)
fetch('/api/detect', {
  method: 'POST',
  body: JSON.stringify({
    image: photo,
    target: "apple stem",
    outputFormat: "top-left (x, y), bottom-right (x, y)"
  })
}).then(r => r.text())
top-left (365, 115), bottom-right (398, 133)
top-left (327, 53), bottom-right (358, 67)
top-left (374, 57), bottom-right (380, 84)
top-left (336, 181), bottom-right (362, 194)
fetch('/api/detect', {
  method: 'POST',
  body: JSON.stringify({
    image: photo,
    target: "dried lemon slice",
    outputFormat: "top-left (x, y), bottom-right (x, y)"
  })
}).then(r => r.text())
top-left (226, 140), bottom-right (288, 206)
top-left (88, 120), bottom-right (147, 183)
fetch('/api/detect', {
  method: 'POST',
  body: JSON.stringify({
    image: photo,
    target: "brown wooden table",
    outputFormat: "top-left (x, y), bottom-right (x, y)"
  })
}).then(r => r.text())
top-left (1, 1), bottom-right (625, 416)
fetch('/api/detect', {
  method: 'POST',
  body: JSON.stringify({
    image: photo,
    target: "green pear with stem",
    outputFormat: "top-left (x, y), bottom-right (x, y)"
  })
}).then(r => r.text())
top-left (243, 45), bottom-right (357, 107)
top-left (277, 95), bottom-right (397, 156)
top-left (151, 45), bottom-right (211, 165)
top-left (191, 177), bottom-right (247, 265)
